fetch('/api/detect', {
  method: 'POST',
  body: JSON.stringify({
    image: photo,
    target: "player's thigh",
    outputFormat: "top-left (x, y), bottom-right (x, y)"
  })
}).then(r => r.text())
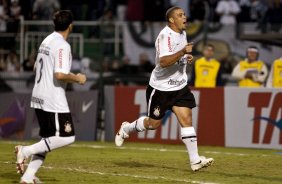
top-left (35, 109), bottom-right (75, 137)
top-left (58, 112), bottom-right (75, 137)
top-left (35, 109), bottom-right (56, 138)
top-left (172, 86), bottom-right (196, 127)
top-left (146, 85), bottom-right (170, 120)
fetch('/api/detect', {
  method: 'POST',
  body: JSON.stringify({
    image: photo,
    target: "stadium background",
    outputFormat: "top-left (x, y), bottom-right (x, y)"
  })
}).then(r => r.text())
top-left (0, 0), bottom-right (282, 149)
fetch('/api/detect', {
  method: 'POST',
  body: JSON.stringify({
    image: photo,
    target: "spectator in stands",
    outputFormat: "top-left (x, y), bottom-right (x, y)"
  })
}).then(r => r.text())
top-left (0, 0), bottom-right (8, 32)
top-left (266, 56), bottom-right (282, 88)
top-left (22, 51), bottom-right (36, 71)
top-left (138, 52), bottom-right (154, 73)
top-left (190, 0), bottom-right (206, 21)
top-left (0, 53), bottom-right (6, 71)
top-left (216, 0), bottom-right (241, 25)
top-left (9, 0), bottom-right (21, 19)
top-left (190, 44), bottom-right (223, 87)
top-left (231, 46), bottom-right (268, 87)
top-left (5, 51), bottom-right (20, 72)
top-left (119, 55), bottom-right (138, 74)
top-left (237, 0), bottom-right (252, 22)
top-left (115, 0), bottom-right (127, 21)
top-left (266, 0), bottom-right (282, 32)
top-left (32, 0), bottom-right (60, 20)
top-left (207, 0), bottom-right (220, 24)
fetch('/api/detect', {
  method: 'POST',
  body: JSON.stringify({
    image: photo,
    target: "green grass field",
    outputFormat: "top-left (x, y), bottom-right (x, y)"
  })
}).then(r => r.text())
top-left (0, 141), bottom-right (281, 184)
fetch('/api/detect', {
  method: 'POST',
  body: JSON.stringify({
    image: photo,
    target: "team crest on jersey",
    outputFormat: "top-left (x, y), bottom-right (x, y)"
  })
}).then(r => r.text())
top-left (64, 122), bottom-right (72, 133)
top-left (153, 106), bottom-right (160, 117)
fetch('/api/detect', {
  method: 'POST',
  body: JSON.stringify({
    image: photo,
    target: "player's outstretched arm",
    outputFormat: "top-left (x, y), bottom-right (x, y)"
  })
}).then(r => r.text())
top-left (55, 72), bottom-right (87, 84)
top-left (160, 43), bottom-right (193, 68)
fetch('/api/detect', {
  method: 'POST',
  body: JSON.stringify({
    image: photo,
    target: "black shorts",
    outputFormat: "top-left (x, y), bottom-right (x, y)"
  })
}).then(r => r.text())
top-left (35, 109), bottom-right (75, 138)
top-left (146, 85), bottom-right (196, 120)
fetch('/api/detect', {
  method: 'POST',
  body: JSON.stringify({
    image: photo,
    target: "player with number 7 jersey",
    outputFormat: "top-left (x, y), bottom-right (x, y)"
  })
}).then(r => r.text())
top-left (15, 10), bottom-right (87, 184)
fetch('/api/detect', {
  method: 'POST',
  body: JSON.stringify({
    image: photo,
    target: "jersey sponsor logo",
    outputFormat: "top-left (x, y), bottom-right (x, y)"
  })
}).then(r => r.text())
top-left (59, 49), bottom-right (63, 68)
top-left (168, 36), bottom-right (172, 52)
top-left (82, 100), bottom-right (94, 113)
top-left (248, 92), bottom-right (282, 144)
top-left (168, 79), bottom-right (186, 86)
top-left (31, 97), bottom-right (44, 105)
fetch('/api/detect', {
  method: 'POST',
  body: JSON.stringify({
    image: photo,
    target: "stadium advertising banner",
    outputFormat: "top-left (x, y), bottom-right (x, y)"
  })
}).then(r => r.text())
top-left (0, 91), bottom-right (98, 141)
top-left (105, 86), bottom-right (225, 146)
top-left (224, 88), bottom-right (282, 149)
top-left (105, 86), bottom-right (282, 149)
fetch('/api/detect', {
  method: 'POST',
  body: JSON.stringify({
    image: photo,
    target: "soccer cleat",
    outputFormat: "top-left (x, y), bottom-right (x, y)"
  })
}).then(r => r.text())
top-left (191, 156), bottom-right (214, 171)
top-left (115, 122), bottom-right (130, 147)
top-left (15, 145), bottom-right (26, 175)
top-left (20, 176), bottom-right (42, 184)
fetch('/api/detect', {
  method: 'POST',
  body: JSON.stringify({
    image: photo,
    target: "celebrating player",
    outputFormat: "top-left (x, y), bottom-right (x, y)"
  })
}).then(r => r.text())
top-left (15, 10), bottom-right (86, 183)
top-left (115, 6), bottom-right (214, 172)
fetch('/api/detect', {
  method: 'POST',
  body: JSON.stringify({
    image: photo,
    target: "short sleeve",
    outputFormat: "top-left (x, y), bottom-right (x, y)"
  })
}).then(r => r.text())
top-left (54, 44), bottom-right (71, 74)
top-left (157, 33), bottom-right (174, 57)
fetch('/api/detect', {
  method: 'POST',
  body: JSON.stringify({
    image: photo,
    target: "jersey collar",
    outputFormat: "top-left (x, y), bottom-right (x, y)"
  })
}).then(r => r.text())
top-left (166, 26), bottom-right (184, 36)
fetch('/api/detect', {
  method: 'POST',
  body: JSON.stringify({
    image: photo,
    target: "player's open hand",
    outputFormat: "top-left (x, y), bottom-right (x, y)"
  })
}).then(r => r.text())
top-left (77, 73), bottom-right (87, 84)
top-left (183, 42), bottom-right (193, 54)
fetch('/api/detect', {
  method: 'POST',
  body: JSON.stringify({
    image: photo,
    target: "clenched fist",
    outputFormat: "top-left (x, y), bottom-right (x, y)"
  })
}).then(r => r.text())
top-left (76, 73), bottom-right (87, 84)
top-left (183, 42), bottom-right (193, 54)
top-left (187, 54), bottom-right (193, 64)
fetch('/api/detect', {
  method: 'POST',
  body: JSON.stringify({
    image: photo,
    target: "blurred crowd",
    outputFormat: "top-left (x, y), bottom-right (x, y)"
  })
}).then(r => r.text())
top-left (0, 0), bottom-right (282, 88)
top-left (0, 0), bottom-right (281, 27)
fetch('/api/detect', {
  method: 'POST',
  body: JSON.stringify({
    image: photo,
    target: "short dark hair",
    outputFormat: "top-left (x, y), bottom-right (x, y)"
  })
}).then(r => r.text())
top-left (165, 6), bottom-right (181, 22)
top-left (205, 44), bottom-right (215, 51)
top-left (53, 10), bottom-right (73, 31)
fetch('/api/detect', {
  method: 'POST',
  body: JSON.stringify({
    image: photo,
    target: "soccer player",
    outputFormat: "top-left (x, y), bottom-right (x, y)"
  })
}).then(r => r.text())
top-left (15, 10), bottom-right (87, 183)
top-left (190, 44), bottom-right (223, 87)
top-left (115, 6), bottom-right (214, 172)
top-left (266, 57), bottom-right (282, 88)
top-left (231, 46), bottom-right (268, 87)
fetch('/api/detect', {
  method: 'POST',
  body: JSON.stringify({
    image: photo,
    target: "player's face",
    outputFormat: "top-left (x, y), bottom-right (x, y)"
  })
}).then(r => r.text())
top-left (172, 9), bottom-right (187, 32)
top-left (203, 46), bottom-right (214, 59)
top-left (247, 51), bottom-right (258, 62)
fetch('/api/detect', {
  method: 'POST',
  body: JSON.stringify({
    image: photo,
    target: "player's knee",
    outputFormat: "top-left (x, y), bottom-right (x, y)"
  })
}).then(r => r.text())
top-left (147, 119), bottom-right (161, 129)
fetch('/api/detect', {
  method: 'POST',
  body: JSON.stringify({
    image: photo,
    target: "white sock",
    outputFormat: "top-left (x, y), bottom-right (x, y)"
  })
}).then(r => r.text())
top-left (22, 136), bottom-right (75, 158)
top-left (181, 127), bottom-right (201, 164)
top-left (21, 152), bottom-right (47, 181)
top-left (123, 116), bottom-right (146, 134)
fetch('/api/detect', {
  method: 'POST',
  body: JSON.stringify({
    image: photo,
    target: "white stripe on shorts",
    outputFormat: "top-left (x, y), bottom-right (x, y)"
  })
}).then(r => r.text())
top-left (55, 113), bottom-right (60, 136)
top-left (147, 89), bottom-right (156, 117)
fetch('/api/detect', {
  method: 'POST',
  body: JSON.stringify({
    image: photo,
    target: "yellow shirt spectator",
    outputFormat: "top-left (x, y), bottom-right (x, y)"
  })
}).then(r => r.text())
top-left (191, 44), bottom-right (223, 87)
top-left (194, 57), bottom-right (221, 87)
top-left (266, 58), bottom-right (282, 88)
top-left (231, 46), bottom-right (268, 87)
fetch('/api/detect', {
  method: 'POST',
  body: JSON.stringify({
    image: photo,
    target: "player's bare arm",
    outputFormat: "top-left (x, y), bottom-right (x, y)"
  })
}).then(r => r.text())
top-left (159, 42), bottom-right (193, 68)
top-left (55, 72), bottom-right (87, 84)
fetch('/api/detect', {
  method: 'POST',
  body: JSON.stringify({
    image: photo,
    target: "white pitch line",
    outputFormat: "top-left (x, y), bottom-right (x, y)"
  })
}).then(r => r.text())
top-left (70, 144), bottom-right (274, 157)
top-left (1, 161), bottom-right (219, 184)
